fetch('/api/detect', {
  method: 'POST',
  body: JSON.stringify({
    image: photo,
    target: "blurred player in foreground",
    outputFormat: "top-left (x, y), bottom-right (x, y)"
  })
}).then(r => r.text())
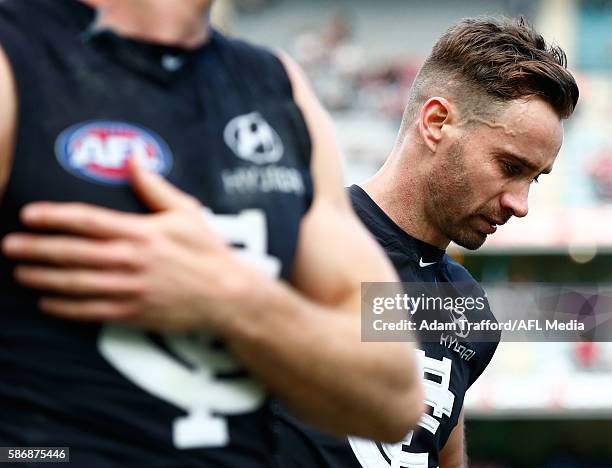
top-left (0, 0), bottom-right (423, 465)
top-left (274, 16), bottom-right (579, 468)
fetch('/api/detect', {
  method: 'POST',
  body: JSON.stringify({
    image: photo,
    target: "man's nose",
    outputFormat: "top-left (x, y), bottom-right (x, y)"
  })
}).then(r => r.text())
top-left (500, 184), bottom-right (529, 218)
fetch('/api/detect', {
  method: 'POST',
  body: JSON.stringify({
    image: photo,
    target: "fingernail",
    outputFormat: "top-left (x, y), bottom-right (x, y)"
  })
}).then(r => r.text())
top-left (2, 236), bottom-right (22, 253)
top-left (129, 156), bottom-right (145, 171)
top-left (21, 206), bottom-right (41, 223)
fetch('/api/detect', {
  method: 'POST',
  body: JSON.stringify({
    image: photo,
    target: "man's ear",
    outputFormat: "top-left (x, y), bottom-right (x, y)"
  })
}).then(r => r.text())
top-left (419, 97), bottom-right (452, 152)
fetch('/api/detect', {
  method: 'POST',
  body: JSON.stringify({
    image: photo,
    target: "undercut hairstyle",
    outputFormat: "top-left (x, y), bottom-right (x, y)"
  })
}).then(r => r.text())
top-left (400, 16), bottom-right (579, 136)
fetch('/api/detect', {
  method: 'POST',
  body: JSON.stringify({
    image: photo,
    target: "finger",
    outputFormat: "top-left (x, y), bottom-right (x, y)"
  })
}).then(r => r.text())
top-left (151, 210), bottom-right (226, 250)
top-left (20, 202), bottom-right (148, 239)
top-left (39, 296), bottom-right (138, 321)
top-left (3, 234), bottom-right (142, 269)
top-left (14, 266), bottom-right (145, 297)
top-left (129, 158), bottom-right (201, 212)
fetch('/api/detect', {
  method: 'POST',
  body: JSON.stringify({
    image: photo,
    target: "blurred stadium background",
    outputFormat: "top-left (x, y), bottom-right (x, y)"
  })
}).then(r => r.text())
top-left (212, 1), bottom-right (612, 467)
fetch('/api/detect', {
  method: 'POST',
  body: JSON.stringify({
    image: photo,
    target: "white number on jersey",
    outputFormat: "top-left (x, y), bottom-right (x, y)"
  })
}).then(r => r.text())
top-left (348, 349), bottom-right (455, 468)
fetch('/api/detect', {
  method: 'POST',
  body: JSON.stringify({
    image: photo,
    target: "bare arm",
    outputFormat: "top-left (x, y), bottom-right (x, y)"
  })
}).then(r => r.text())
top-left (0, 45), bottom-right (17, 202)
top-left (439, 409), bottom-right (466, 468)
top-left (221, 53), bottom-right (424, 440)
top-left (1, 54), bottom-right (423, 442)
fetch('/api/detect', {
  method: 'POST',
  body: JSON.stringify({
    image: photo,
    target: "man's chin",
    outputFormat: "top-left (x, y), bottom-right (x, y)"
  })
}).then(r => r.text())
top-left (452, 231), bottom-right (487, 251)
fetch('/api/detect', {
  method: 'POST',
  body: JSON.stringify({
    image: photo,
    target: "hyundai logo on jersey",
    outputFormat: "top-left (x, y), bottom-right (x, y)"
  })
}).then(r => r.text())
top-left (223, 112), bottom-right (284, 165)
top-left (55, 121), bottom-right (173, 185)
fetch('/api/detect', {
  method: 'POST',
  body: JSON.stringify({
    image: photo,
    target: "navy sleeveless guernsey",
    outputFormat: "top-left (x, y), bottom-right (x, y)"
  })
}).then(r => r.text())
top-left (0, 1), bottom-right (312, 466)
top-left (274, 186), bottom-right (500, 468)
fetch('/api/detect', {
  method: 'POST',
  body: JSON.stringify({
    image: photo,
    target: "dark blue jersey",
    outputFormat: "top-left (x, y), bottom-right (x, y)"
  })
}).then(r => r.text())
top-left (274, 185), bottom-right (499, 468)
top-left (0, 0), bottom-right (312, 466)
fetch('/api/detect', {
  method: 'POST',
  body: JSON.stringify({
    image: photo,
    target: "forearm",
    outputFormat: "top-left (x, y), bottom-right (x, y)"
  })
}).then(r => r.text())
top-left (440, 451), bottom-right (466, 468)
top-left (440, 410), bottom-right (466, 468)
top-left (0, 45), bottom-right (17, 203)
top-left (441, 458), bottom-right (466, 468)
top-left (220, 277), bottom-right (423, 442)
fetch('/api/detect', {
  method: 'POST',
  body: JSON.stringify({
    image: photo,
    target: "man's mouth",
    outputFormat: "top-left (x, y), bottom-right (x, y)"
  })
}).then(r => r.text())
top-left (479, 215), bottom-right (506, 234)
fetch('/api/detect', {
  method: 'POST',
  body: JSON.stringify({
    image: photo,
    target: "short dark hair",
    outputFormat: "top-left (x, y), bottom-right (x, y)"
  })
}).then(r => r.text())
top-left (401, 16), bottom-right (579, 131)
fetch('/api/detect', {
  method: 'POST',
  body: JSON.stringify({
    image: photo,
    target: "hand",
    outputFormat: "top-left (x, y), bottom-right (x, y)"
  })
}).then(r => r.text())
top-left (2, 162), bottom-right (261, 332)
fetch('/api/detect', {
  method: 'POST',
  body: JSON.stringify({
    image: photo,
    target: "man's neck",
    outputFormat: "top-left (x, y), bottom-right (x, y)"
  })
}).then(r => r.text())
top-left (93, 1), bottom-right (211, 49)
top-left (361, 152), bottom-right (450, 250)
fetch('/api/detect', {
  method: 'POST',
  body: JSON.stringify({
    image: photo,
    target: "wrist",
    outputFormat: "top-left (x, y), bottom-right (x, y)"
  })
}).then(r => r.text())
top-left (211, 257), bottom-right (280, 338)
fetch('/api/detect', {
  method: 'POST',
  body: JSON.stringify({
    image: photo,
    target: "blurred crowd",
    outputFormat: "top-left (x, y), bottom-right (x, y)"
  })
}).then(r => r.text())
top-left (291, 11), bottom-right (420, 120)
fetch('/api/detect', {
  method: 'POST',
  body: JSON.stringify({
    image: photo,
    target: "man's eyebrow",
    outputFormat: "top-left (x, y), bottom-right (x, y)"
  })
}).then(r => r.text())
top-left (496, 150), bottom-right (553, 175)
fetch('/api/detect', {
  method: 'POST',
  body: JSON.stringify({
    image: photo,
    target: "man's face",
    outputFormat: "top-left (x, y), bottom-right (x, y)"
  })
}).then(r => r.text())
top-left (85, 0), bottom-right (213, 12)
top-left (150, 0), bottom-right (214, 10)
top-left (425, 97), bottom-right (564, 250)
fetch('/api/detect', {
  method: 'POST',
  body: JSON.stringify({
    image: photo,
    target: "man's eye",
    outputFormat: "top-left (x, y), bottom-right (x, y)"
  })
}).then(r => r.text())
top-left (503, 163), bottom-right (521, 176)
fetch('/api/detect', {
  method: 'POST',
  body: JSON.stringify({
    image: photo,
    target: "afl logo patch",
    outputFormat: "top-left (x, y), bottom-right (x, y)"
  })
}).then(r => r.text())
top-left (55, 121), bottom-right (173, 185)
top-left (223, 112), bottom-right (284, 165)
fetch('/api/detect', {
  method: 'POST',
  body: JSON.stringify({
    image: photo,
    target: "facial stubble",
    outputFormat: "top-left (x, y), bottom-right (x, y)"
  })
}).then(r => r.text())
top-left (426, 140), bottom-right (488, 250)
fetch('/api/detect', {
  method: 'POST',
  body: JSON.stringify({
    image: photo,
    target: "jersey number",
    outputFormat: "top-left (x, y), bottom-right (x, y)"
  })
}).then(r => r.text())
top-left (348, 349), bottom-right (455, 468)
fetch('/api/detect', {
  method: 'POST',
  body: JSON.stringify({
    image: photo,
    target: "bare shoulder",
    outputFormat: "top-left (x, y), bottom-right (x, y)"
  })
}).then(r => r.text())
top-left (0, 44), bottom-right (17, 201)
top-left (276, 51), bottom-right (348, 209)
top-left (275, 52), bottom-right (398, 300)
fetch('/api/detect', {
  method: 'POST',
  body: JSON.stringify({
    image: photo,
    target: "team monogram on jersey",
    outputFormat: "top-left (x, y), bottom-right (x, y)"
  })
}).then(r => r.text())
top-left (98, 210), bottom-right (281, 449)
top-left (55, 121), bottom-right (173, 185)
top-left (99, 326), bottom-right (266, 449)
